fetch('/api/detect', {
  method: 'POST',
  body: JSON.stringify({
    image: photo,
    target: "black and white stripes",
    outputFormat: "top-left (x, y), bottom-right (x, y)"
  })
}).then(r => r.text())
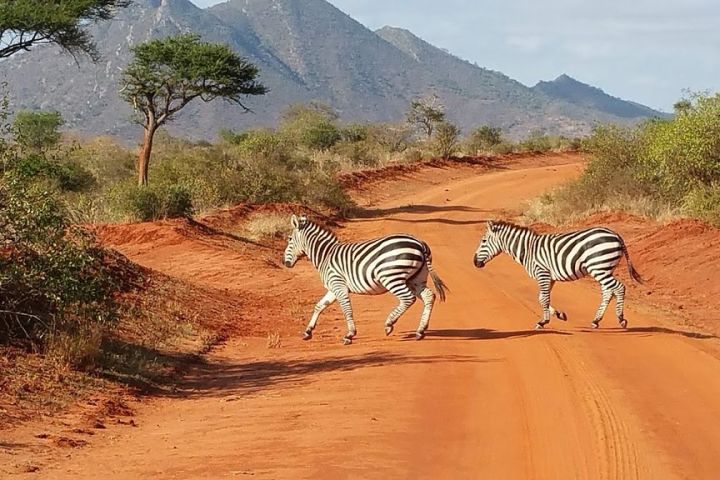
top-left (284, 215), bottom-right (447, 344)
top-left (474, 220), bottom-right (643, 329)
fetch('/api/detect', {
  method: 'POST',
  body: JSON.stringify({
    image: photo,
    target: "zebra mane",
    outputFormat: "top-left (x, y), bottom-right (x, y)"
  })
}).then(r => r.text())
top-left (488, 220), bottom-right (537, 235)
top-left (300, 219), bottom-right (339, 243)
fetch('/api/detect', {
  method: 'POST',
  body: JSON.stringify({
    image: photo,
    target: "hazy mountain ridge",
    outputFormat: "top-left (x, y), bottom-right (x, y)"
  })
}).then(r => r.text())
top-left (532, 74), bottom-right (667, 119)
top-left (0, 0), bottom-right (665, 142)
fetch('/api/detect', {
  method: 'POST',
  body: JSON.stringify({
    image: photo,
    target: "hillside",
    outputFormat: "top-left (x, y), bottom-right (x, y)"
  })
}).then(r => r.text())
top-left (0, 0), bottom-right (665, 141)
top-left (533, 74), bottom-right (668, 119)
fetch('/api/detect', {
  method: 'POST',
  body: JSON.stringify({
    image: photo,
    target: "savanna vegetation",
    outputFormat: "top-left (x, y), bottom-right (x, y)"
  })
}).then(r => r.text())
top-left (527, 92), bottom-right (720, 226)
top-left (0, 3), bottom-right (580, 425)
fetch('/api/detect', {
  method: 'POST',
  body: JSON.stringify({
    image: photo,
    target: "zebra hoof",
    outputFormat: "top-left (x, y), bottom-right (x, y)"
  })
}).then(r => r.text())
top-left (591, 322), bottom-right (600, 329)
top-left (342, 336), bottom-right (353, 346)
top-left (385, 325), bottom-right (394, 336)
top-left (556, 311), bottom-right (568, 321)
top-left (302, 331), bottom-right (312, 341)
top-left (415, 331), bottom-right (425, 341)
top-left (619, 319), bottom-right (628, 329)
top-left (534, 323), bottom-right (545, 330)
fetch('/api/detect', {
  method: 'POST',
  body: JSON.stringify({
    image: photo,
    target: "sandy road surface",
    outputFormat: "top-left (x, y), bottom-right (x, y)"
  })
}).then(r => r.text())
top-left (12, 161), bottom-right (720, 479)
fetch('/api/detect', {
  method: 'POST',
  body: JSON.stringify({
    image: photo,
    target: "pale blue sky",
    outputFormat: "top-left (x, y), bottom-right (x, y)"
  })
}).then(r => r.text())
top-left (193, 0), bottom-right (720, 112)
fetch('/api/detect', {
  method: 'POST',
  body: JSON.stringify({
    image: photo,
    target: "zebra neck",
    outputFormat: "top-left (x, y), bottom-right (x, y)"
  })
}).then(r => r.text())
top-left (305, 234), bottom-right (338, 269)
top-left (501, 230), bottom-right (535, 268)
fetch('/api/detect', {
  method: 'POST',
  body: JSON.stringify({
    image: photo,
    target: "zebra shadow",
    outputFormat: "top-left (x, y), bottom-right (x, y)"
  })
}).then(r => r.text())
top-left (592, 325), bottom-right (717, 340)
top-left (158, 351), bottom-right (493, 399)
top-left (411, 328), bottom-right (572, 341)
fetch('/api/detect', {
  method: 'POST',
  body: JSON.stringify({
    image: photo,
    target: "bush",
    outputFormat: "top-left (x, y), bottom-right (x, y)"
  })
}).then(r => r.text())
top-left (332, 141), bottom-right (378, 168)
top-left (432, 122), bottom-right (460, 158)
top-left (0, 178), bottom-right (119, 349)
top-left (4, 153), bottom-right (95, 192)
top-left (12, 110), bottom-right (63, 153)
top-left (109, 181), bottom-right (193, 221)
top-left (367, 123), bottom-right (413, 153)
top-left (280, 102), bottom-right (341, 151)
top-left (683, 184), bottom-right (720, 226)
top-left (466, 125), bottom-right (503, 154)
top-left (529, 92), bottom-right (720, 225)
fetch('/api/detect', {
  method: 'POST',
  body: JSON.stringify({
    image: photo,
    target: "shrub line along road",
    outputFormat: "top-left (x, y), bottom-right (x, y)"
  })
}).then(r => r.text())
top-left (11, 159), bottom-right (720, 479)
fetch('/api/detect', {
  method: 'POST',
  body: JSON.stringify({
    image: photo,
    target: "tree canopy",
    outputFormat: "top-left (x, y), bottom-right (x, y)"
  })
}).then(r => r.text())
top-left (119, 34), bottom-right (267, 185)
top-left (0, 0), bottom-right (130, 60)
top-left (407, 95), bottom-right (445, 139)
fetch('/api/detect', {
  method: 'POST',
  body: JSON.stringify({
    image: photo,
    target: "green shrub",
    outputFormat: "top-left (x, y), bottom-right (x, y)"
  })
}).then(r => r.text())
top-left (218, 128), bottom-right (250, 145)
top-left (332, 141), bottom-right (378, 168)
top-left (12, 110), bottom-right (63, 153)
top-left (466, 125), bottom-right (503, 154)
top-left (298, 121), bottom-right (341, 151)
top-left (280, 102), bottom-right (341, 151)
top-left (491, 142), bottom-right (517, 155)
top-left (340, 124), bottom-right (369, 143)
top-left (432, 122), bottom-right (461, 158)
top-left (5, 153), bottom-right (95, 192)
top-left (0, 178), bottom-right (119, 348)
top-left (529, 92), bottom-right (720, 225)
top-left (683, 184), bottom-right (720, 226)
top-left (109, 181), bottom-right (193, 221)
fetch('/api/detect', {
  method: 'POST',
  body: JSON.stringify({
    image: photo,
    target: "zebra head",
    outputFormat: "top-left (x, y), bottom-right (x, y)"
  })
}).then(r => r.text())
top-left (284, 214), bottom-right (310, 268)
top-left (474, 221), bottom-right (503, 268)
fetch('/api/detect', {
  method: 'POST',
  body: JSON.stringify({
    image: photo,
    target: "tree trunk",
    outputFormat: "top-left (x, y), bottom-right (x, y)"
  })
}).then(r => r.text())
top-left (137, 122), bottom-right (157, 186)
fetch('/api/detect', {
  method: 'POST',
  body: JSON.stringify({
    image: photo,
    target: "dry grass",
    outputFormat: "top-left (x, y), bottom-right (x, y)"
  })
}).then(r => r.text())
top-left (524, 191), bottom-right (682, 227)
top-left (239, 213), bottom-right (291, 242)
top-left (266, 331), bottom-right (282, 349)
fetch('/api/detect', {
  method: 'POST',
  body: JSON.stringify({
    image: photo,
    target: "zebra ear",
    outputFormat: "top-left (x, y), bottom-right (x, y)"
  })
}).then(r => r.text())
top-left (298, 215), bottom-right (309, 229)
top-left (290, 214), bottom-right (299, 229)
top-left (488, 221), bottom-right (499, 232)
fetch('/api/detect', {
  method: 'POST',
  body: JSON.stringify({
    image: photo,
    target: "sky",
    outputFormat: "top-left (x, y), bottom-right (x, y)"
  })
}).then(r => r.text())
top-left (192, 0), bottom-right (720, 112)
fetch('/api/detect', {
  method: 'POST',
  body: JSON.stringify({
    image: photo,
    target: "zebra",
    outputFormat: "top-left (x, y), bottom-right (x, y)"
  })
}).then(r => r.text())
top-left (283, 214), bottom-right (448, 344)
top-left (473, 220), bottom-right (643, 330)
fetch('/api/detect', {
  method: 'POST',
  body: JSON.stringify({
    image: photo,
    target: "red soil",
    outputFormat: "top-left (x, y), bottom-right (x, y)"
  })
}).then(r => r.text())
top-left (3, 153), bottom-right (720, 480)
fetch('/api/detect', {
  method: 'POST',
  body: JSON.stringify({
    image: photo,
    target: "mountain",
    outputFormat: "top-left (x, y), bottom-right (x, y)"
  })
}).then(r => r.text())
top-left (0, 0), bottom-right (665, 142)
top-left (532, 74), bottom-right (667, 119)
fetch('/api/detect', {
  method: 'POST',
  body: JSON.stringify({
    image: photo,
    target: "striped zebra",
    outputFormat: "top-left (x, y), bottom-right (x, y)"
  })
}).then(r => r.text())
top-left (473, 220), bottom-right (642, 329)
top-left (284, 215), bottom-right (447, 344)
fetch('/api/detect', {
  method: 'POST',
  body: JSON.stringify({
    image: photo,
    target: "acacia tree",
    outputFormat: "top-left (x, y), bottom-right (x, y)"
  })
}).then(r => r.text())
top-left (0, 0), bottom-right (130, 60)
top-left (407, 94), bottom-right (445, 139)
top-left (119, 34), bottom-right (267, 186)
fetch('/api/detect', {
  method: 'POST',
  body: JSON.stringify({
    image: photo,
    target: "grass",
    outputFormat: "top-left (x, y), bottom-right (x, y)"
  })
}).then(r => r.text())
top-left (240, 213), bottom-right (291, 242)
top-left (266, 332), bottom-right (282, 349)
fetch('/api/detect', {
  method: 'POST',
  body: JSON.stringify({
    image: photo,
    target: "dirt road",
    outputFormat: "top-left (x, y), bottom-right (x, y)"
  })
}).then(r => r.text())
top-left (14, 161), bottom-right (720, 479)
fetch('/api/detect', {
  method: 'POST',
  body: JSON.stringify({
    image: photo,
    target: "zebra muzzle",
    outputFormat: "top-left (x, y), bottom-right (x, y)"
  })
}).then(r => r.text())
top-left (474, 257), bottom-right (485, 268)
top-left (284, 260), bottom-right (293, 268)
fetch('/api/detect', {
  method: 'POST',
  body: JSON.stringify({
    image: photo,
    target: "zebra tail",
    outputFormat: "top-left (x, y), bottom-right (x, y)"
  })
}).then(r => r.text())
top-left (429, 266), bottom-right (448, 302)
top-left (620, 237), bottom-right (644, 284)
top-left (421, 242), bottom-right (448, 301)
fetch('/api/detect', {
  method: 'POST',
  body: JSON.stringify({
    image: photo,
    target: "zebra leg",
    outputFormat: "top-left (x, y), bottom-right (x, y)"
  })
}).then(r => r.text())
top-left (591, 289), bottom-right (613, 328)
top-left (590, 271), bottom-right (619, 328)
top-left (408, 274), bottom-right (435, 340)
top-left (613, 280), bottom-right (628, 328)
top-left (549, 304), bottom-right (568, 321)
top-left (535, 276), bottom-right (553, 329)
top-left (333, 288), bottom-right (357, 345)
top-left (414, 287), bottom-right (435, 340)
top-left (382, 282), bottom-right (416, 337)
top-left (303, 290), bottom-right (336, 340)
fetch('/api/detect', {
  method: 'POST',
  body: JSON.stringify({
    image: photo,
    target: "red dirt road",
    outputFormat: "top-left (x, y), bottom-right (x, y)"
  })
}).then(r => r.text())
top-left (8, 159), bottom-right (720, 479)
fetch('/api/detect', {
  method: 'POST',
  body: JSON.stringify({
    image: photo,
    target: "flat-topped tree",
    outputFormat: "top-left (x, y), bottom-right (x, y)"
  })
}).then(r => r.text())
top-left (0, 0), bottom-right (130, 60)
top-left (119, 34), bottom-right (267, 186)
